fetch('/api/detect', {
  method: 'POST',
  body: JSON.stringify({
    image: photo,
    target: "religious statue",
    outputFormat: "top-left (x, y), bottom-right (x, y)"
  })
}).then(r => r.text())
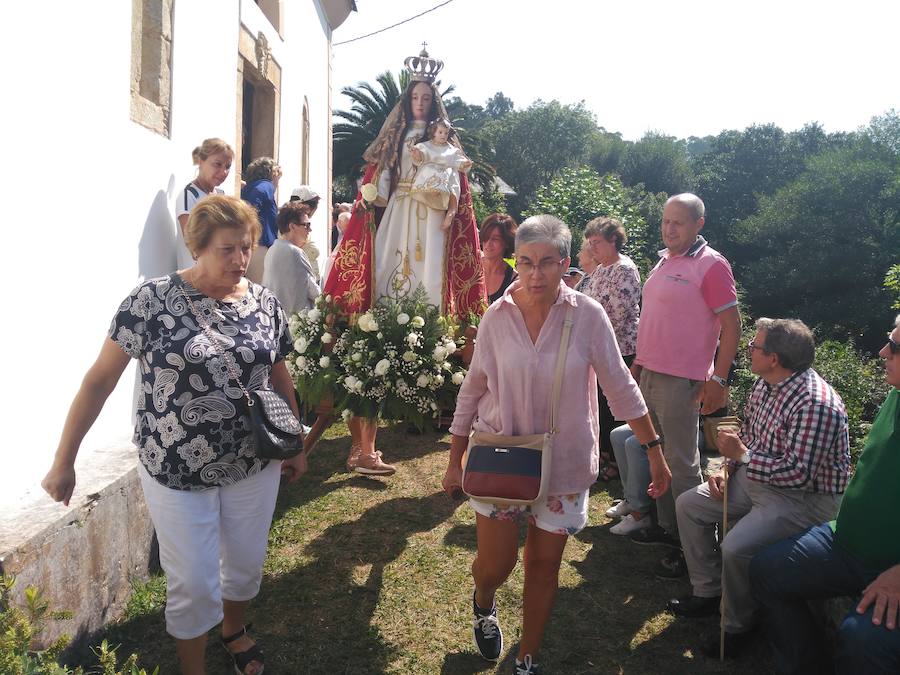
top-left (318, 46), bottom-right (486, 475)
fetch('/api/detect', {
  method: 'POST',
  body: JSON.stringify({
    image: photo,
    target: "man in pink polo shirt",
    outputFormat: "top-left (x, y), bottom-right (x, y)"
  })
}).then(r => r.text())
top-left (629, 193), bottom-right (741, 576)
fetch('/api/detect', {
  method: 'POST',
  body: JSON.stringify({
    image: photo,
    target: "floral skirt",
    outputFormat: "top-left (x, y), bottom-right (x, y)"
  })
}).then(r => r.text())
top-left (469, 490), bottom-right (590, 536)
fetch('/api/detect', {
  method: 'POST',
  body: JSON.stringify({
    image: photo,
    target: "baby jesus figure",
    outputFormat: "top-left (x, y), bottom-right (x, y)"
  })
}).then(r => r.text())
top-left (409, 118), bottom-right (473, 231)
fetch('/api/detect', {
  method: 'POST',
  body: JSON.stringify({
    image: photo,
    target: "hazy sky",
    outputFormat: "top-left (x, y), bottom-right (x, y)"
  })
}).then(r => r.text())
top-left (331, 0), bottom-right (899, 141)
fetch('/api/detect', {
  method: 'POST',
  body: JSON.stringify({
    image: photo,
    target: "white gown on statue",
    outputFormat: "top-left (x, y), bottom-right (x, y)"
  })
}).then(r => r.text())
top-left (373, 121), bottom-right (459, 307)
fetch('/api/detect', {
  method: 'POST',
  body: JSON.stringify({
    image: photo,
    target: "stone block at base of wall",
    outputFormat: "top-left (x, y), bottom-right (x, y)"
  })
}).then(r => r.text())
top-left (0, 444), bottom-right (153, 650)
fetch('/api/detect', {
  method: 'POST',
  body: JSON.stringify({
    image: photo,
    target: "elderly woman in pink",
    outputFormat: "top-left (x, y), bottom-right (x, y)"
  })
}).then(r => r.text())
top-left (442, 215), bottom-right (672, 675)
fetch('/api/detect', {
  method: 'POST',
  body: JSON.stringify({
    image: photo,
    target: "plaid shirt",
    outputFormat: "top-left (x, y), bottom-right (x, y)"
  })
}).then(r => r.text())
top-left (741, 368), bottom-right (851, 494)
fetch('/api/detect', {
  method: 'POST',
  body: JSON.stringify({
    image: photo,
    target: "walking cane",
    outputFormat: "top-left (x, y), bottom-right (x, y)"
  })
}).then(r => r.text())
top-left (720, 461), bottom-right (729, 662)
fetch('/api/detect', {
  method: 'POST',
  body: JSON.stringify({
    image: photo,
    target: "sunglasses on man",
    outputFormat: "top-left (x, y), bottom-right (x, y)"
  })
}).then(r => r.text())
top-left (887, 335), bottom-right (900, 355)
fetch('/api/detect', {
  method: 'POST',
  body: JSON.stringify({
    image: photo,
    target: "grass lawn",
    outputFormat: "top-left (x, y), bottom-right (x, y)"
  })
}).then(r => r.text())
top-left (73, 423), bottom-right (771, 674)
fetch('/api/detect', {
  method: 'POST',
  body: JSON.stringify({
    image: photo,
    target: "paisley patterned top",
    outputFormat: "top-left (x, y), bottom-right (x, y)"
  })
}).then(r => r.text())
top-left (108, 273), bottom-right (292, 490)
top-left (583, 254), bottom-right (641, 357)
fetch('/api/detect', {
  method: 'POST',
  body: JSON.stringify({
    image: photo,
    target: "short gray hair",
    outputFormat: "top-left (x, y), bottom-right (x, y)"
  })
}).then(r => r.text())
top-left (755, 317), bottom-right (815, 372)
top-left (515, 214), bottom-right (572, 259)
top-left (666, 193), bottom-right (705, 221)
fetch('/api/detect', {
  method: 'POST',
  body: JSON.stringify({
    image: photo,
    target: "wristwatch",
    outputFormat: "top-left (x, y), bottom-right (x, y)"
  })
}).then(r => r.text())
top-left (740, 451), bottom-right (751, 465)
top-left (641, 437), bottom-right (662, 451)
top-left (710, 374), bottom-right (728, 388)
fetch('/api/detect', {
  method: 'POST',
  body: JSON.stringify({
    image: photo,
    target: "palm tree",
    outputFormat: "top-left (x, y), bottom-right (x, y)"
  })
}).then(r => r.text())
top-left (333, 71), bottom-right (403, 183)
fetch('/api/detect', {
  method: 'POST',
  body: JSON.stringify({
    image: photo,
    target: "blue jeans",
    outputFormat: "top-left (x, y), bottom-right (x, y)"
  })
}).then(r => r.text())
top-left (608, 424), bottom-right (651, 514)
top-left (749, 523), bottom-right (900, 674)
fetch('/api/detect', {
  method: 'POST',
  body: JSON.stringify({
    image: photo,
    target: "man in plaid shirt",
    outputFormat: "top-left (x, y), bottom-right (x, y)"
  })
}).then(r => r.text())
top-left (665, 318), bottom-right (851, 659)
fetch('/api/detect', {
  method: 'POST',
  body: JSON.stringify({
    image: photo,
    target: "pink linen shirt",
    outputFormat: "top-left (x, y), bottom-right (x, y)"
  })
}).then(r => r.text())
top-left (450, 280), bottom-right (648, 494)
top-left (635, 236), bottom-right (737, 382)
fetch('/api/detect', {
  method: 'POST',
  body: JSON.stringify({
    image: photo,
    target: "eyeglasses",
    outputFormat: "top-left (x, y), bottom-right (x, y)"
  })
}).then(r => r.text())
top-left (516, 258), bottom-right (566, 276)
top-left (746, 340), bottom-right (766, 356)
top-left (886, 335), bottom-right (900, 355)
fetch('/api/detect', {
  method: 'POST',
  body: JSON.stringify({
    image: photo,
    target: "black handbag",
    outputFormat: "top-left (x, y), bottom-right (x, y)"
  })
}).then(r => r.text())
top-left (177, 276), bottom-right (304, 460)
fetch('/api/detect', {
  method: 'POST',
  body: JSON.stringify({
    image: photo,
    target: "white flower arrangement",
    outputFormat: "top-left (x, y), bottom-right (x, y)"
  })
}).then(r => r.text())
top-left (287, 287), bottom-right (468, 428)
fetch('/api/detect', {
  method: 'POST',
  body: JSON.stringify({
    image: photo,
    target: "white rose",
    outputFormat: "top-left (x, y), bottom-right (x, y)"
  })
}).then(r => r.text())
top-left (308, 308), bottom-right (322, 322)
top-left (341, 409), bottom-right (353, 423)
top-left (325, 294), bottom-right (333, 303)
top-left (432, 346), bottom-right (448, 362)
top-left (452, 371), bottom-right (465, 385)
top-left (295, 356), bottom-right (307, 368)
top-left (344, 375), bottom-right (358, 390)
top-left (319, 356), bottom-right (330, 368)
top-left (410, 316), bottom-right (425, 328)
top-left (374, 359), bottom-right (391, 376)
top-left (397, 313), bottom-right (410, 325)
top-left (321, 332), bottom-right (333, 344)
top-left (360, 182), bottom-right (378, 202)
top-left (407, 332), bottom-right (419, 346)
top-left (294, 337), bottom-right (308, 353)
top-left (444, 340), bottom-right (457, 355)
top-left (352, 352), bottom-right (362, 362)
top-left (433, 374), bottom-right (445, 386)
top-left (416, 373), bottom-right (430, 388)
top-left (358, 313), bottom-right (378, 333)
top-left (402, 351), bottom-right (416, 362)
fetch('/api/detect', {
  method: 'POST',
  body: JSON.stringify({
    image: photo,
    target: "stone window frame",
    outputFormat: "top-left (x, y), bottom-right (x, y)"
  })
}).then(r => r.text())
top-left (130, 0), bottom-right (174, 137)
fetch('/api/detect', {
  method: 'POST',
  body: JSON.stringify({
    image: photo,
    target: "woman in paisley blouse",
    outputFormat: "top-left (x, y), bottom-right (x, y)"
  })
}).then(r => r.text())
top-left (42, 195), bottom-right (306, 675)
top-left (582, 217), bottom-right (642, 482)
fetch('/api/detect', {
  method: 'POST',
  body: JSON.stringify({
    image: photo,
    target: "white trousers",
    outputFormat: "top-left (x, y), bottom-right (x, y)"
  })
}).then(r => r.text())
top-left (138, 461), bottom-right (281, 639)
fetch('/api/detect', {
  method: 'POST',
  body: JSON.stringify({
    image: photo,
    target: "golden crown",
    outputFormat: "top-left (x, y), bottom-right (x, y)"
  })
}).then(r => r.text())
top-left (404, 44), bottom-right (443, 83)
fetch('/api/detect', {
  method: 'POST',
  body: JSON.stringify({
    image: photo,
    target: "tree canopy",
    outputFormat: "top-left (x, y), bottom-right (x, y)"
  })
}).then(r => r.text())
top-left (332, 78), bottom-right (899, 353)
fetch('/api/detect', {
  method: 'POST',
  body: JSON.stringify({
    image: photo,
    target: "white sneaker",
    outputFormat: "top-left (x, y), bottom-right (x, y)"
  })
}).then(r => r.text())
top-left (610, 513), bottom-right (651, 536)
top-left (605, 500), bottom-right (631, 519)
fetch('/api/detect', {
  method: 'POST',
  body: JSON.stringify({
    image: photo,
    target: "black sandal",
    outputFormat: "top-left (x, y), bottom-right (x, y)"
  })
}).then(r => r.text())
top-left (221, 623), bottom-right (264, 675)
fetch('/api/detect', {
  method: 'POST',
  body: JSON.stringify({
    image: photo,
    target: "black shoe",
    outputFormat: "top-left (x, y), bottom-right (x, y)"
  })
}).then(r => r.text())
top-left (701, 629), bottom-right (756, 659)
top-left (628, 525), bottom-right (681, 548)
top-left (472, 591), bottom-right (503, 662)
top-left (666, 594), bottom-right (721, 618)
top-left (655, 549), bottom-right (688, 579)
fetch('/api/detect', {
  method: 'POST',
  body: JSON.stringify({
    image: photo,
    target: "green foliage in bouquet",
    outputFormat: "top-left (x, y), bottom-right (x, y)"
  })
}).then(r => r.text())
top-left (287, 288), bottom-right (468, 429)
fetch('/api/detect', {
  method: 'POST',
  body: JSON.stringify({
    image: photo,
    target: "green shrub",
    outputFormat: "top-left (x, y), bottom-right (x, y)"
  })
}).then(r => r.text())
top-left (814, 340), bottom-right (891, 457)
top-left (0, 575), bottom-right (158, 675)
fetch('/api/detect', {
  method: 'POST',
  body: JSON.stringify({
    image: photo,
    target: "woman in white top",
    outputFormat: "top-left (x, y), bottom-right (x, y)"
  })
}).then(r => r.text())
top-left (175, 138), bottom-right (234, 269)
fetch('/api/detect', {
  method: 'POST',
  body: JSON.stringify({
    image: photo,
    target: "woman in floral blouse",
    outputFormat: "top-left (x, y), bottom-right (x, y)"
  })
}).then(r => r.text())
top-left (583, 217), bottom-right (642, 481)
top-left (43, 195), bottom-right (306, 675)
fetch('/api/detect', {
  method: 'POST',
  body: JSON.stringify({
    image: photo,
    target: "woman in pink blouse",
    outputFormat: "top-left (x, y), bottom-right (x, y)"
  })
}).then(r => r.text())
top-left (583, 217), bottom-right (642, 482)
top-left (442, 214), bottom-right (671, 675)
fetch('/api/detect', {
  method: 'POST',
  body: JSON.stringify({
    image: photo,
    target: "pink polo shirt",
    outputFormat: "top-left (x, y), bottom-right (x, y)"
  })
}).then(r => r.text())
top-left (635, 236), bottom-right (737, 382)
top-left (450, 280), bottom-right (648, 494)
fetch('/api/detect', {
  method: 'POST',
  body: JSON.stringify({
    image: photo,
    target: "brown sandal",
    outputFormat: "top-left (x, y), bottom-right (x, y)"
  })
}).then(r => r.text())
top-left (597, 459), bottom-right (619, 482)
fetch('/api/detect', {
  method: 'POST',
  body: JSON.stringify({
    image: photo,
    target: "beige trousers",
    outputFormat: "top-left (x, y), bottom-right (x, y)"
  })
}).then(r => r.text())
top-left (676, 466), bottom-right (842, 632)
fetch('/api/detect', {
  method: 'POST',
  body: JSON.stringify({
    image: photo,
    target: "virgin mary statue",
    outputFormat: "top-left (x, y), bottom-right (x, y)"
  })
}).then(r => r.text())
top-left (322, 47), bottom-right (487, 475)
